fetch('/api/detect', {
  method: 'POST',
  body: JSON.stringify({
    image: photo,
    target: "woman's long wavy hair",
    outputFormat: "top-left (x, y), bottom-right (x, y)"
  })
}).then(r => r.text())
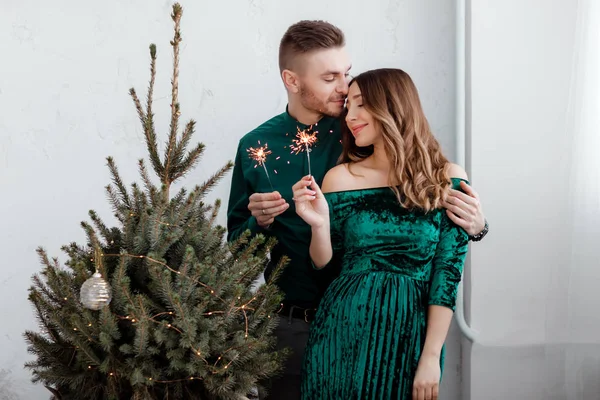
top-left (340, 68), bottom-right (451, 212)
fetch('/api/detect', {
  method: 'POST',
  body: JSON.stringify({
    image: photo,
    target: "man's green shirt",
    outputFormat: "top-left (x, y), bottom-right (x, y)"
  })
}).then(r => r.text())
top-left (227, 108), bottom-right (342, 308)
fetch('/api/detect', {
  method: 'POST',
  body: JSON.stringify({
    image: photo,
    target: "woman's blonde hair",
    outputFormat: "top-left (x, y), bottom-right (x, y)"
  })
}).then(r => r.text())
top-left (340, 68), bottom-right (451, 211)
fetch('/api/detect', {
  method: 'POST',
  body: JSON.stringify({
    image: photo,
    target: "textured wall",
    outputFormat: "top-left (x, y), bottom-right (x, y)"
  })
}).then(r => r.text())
top-left (0, 1), bottom-right (457, 398)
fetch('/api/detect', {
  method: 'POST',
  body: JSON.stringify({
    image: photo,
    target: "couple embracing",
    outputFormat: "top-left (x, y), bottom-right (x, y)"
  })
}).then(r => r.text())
top-left (227, 20), bottom-right (489, 400)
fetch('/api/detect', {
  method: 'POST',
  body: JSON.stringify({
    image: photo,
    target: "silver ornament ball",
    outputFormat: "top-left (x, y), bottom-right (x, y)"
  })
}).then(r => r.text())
top-left (80, 272), bottom-right (112, 310)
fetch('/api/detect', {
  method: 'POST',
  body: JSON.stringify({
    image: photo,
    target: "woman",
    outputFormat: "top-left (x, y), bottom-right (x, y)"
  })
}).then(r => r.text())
top-left (291, 68), bottom-right (469, 400)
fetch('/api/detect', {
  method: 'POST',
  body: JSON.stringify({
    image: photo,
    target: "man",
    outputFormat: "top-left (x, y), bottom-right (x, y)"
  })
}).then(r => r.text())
top-left (227, 20), bottom-right (488, 400)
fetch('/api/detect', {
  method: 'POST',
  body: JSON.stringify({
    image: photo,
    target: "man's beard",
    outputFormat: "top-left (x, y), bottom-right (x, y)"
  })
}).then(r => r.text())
top-left (299, 85), bottom-right (344, 118)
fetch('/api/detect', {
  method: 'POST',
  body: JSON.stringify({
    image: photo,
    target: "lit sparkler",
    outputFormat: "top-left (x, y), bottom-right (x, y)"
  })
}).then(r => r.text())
top-left (290, 126), bottom-right (318, 176)
top-left (247, 141), bottom-right (274, 191)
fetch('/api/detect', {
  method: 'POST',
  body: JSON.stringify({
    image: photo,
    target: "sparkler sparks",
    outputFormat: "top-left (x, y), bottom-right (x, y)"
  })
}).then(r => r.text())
top-left (247, 141), bottom-right (274, 191)
top-left (290, 126), bottom-right (318, 176)
top-left (247, 142), bottom-right (271, 166)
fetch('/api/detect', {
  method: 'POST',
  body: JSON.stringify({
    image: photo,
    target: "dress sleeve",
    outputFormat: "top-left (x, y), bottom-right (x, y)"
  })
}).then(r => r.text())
top-left (428, 179), bottom-right (470, 310)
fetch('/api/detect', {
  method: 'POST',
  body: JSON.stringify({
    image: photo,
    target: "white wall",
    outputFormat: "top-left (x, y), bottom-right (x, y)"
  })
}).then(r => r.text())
top-left (467, 0), bottom-right (595, 398)
top-left (0, 1), bottom-right (459, 398)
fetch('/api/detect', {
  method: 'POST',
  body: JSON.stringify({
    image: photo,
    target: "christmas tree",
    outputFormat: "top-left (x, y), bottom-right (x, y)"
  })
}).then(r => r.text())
top-left (23, 4), bottom-right (287, 399)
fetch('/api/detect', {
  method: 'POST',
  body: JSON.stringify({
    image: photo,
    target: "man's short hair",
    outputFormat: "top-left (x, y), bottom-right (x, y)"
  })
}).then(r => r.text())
top-left (279, 20), bottom-right (345, 73)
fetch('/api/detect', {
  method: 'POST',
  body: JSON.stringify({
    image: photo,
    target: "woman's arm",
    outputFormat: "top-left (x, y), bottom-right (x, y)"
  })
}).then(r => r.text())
top-left (421, 306), bottom-right (454, 358)
top-left (291, 173), bottom-right (333, 268)
top-left (309, 165), bottom-right (349, 268)
top-left (309, 223), bottom-right (333, 269)
top-left (413, 166), bottom-right (470, 399)
top-left (293, 165), bottom-right (349, 268)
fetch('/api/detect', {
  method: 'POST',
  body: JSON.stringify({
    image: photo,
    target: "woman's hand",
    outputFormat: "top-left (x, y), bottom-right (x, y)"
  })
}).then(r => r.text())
top-left (412, 354), bottom-right (441, 400)
top-left (292, 175), bottom-right (329, 228)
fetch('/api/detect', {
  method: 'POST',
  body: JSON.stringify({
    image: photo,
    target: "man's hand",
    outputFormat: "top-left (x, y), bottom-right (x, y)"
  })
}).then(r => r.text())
top-left (248, 191), bottom-right (289, 228)
top-left (443, 181), bottom-right (486, 236)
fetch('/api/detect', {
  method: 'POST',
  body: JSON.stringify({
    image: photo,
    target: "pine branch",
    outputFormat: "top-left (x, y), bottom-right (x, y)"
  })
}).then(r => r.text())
top-left (106, 157), bottom-right (131, 209)
top-left (170, 143), bottom-right (206, 182)
top-left (148, 202), bottom-right (168, 251)
top-left (163, 4), bottom-right (183, 187)
top-left (28, 289), bottom-right (61, 343)
top-left (31, 274), bottom-right (63, 308)
top-left (130, 87), bottom-right (163, 178)
top-left (172, 120), bottom-right (196, 165)
top-left (203, 243), bottom-right (231, 276)
top-left (98, 307), bottom-right (120, 352)
top-left (79, 223), bottom-right (110, 281)
top-left (88, 211), bottom-right (112, 245)
top-left (122, 211), bottom-right (138, 252)
top-left (264, 254), bottom-right (288, 288)
top-left (36, 250), bottom-right (79, 309)
top-left (169, 188), bottom-right (192, 234)
top-left (36, 246), bottom-right (54, 271)
top-left (194, 161), bottom-right (234, 200)
top-left (174, 253), bottom-right (193, 302)
top-left (138, 159), bottom-right (159, 207)
top-left (140, 43), bottom-right (165, 188)
top-left (166, 187), bottom-right (198, 233)
top-left (207, 200), bottom-right (221, 232)
top-left (131, 182), bottom-right (146, 214)
top-left (110, 252), bottom-right (136, 313)
top-left (146, 43), bottom-right (157, 149)
top-left (133, 295), bottom-right (150, 356)
top-left (226, 230), bottom-right (251, 257)
top-left (129, 87), bottom-right (146, 128)
top-left (105, 185), bottom-right (126, 224)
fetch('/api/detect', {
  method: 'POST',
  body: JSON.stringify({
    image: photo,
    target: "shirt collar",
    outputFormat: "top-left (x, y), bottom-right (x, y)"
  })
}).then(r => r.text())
top-left (284, 105), bottom-right (336, 130)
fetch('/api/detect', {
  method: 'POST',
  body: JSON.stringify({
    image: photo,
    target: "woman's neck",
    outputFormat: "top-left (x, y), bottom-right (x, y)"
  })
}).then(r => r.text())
top-left (366, 144), bottom-right (390, 171)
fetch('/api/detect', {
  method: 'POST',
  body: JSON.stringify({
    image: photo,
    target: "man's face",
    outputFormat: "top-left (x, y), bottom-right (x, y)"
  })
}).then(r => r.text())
top-left (296, 47), bottom-right (352, 118)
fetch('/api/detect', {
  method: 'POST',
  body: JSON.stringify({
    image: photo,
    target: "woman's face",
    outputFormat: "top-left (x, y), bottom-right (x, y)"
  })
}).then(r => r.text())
top-left (345, 82), bottom-right (379, 147)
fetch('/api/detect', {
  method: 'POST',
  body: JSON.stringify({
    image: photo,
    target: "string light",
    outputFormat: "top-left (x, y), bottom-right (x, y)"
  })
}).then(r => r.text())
top-left (71, 227), bottom-right (278, 385)
top-left (152, 376), bottom-right (203, 384)
top-left (101, 252), bottom-right (223, 301)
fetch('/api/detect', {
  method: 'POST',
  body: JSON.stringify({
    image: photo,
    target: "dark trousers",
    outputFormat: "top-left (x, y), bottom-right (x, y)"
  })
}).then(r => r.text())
top-left (258, 312), bottom-right (311, 400)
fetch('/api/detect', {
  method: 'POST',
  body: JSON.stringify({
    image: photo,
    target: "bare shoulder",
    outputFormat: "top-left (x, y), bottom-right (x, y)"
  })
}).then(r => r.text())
top-left (447, 163), bottom-right (469, 180)
top-left (321, 164), bottom-right (354, 193)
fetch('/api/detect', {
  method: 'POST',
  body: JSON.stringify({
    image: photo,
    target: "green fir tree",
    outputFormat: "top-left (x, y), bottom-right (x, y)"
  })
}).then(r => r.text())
top-left (23, 4), bottom-right (287, 399)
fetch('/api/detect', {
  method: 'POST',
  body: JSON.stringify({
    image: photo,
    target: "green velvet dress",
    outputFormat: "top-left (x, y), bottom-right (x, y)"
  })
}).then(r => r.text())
top-left (301, 179), bottom-right (469, 400)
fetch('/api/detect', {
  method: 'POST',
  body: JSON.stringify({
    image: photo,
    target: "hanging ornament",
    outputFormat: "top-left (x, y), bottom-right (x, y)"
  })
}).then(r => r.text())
top-left (80, 248), bottom-right (112, 310)
top-left (80, 271), bottom-right (112, 310)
